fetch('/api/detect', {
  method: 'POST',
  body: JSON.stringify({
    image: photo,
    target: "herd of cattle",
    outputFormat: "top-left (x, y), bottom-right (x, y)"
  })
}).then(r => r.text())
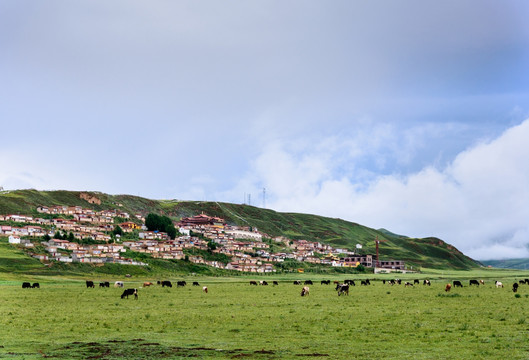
top-left (20, 277), bottom-right (529, 298)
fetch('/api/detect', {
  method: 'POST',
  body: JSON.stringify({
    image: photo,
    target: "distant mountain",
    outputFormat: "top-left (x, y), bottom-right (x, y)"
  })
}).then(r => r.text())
top-left (480, 258), bottom-right (529, 270)
top-left (0, 189), bottom-right (480, 270)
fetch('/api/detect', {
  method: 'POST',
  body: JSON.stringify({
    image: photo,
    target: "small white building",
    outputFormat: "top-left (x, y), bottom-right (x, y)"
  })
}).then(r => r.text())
top-left (8, 235), bottom-right (21, 244)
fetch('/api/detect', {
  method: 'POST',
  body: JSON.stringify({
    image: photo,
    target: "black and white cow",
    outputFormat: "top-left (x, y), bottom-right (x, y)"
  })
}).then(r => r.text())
top-left (121, 288), bottom-right (138, 299)
top-left (336, 284), bottom-right (349, 296)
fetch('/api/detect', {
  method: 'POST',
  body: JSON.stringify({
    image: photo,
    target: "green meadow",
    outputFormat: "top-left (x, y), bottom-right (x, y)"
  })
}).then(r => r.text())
top-left (1, 272), bottom-right (529, 359)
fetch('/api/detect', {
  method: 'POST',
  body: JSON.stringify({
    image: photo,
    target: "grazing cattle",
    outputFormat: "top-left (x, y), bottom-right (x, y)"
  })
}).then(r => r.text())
top-left (259, 281), bottom-right (268, 286)
top-left (273, 281), bottom-right (279, 286)
top-left (404, 282), bottom-right (413, 287)
top-left (525, 279), bottom-right (529, 284)
top-left (480, 280), bottom-right (485, 285)
top-left (423, 280), bottom-right (431, 286)
top-left (519, 280), bottom-right (526, 285)
top-left (114, 281), bottom-right (124, 288)
top-left (300, 286), bottom-right (310, 297)
top-left (192, 282), bottom-right (200, 286)
top-left (121, 288), bottom-right (138, 299)
top-left (365, 279), bottom-right (371, 285)
top-left (334, 281), bottom-right (340, 285)
top-left (382, 280), bottom-right (386, 285)
top-left (161, 280), bottom-right (172, 288)
top-left (125, 274), bottom-right (131, 278)
top-left (336, 284), bottom-right (349, 296)
top-left (495, 281), bottom-right (504, 288)
top-left (143, 282), bottom-right (153, 287)
top-left (361, 280), bottom-right (368, 286)
top-left (469, 279), bottom-right (480, 286)
top-left (99, 282), bottom-right (110, 288)
top-left (453, 281), bottom-right (463, 288)
top-left (388, 280), bottom-right (396, 285)
top-left (177, 281), bottom-right (187, 287)
top-left (413, 279), bottom-right (420, 285)
top-left (293, 280), bottom-right (301, 285)
top-left (321, 280), bottom-right (330, 285)
top-left (304, 280), bottom-right (313, 285)
top-left (32, 282), bottom-right (40, 288)
top-left (512, 282), bottom-right (519, 293)
top-left (202, 286), bottom-right (208, 293)
top-left (22, 282), bottom-right (31, 289)
top-left (344, 279), bottom-right (355, 286)
top-left (157, 281), bottom-right (161, 285)
top-left (86, 280), bottom-right (95, 288)
top-left (250, 281), bottom-right (258, 286)
top-left (394, 279), bottom-right (402, 285)
top-left (445, 283), bottom-right (452, 292)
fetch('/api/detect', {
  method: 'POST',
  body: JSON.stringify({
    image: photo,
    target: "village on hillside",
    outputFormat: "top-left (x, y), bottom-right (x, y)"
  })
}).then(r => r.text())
top-left (0, 205), bottom-right (406, 273)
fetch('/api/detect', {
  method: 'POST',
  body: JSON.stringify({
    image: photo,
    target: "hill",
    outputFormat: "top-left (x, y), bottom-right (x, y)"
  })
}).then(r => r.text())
top-left (0, 189), bottom-right (479, 271)
top-left (480, 258), bottom-right (529, 270)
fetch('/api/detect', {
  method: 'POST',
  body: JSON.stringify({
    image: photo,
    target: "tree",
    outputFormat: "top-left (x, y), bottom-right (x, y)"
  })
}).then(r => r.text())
top-left (113, 225), bottom-right (123, 236)
top-left (145, 213), bottom-right (177, 239)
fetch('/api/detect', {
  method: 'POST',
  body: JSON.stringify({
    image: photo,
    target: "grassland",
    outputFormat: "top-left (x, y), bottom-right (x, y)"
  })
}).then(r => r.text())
top-left (1, 269), bottom-right (529, 359)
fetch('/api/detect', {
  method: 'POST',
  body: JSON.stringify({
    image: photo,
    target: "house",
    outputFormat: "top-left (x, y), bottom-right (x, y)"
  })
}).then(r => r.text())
top-left (8, 235), bottom-right (21, 244)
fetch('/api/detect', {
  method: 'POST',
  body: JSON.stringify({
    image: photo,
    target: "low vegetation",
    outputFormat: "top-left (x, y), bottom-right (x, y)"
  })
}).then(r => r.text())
top-left (1, 274), bottom-right (529, 359)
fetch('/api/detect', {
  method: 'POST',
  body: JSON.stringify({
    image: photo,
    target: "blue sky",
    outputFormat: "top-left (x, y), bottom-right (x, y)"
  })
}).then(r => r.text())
top-left (1, 1), bottom-right (529, 260)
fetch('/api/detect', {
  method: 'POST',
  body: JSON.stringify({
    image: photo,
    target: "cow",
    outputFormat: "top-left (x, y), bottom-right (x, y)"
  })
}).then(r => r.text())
top-left (413, 279), bottom-right (419, 285)
top-left (114, 281), bottom-right (124, 288)
top-left (22, 282), bottom-right (31, 289)
top-left (453, 281), bottom-right (463, 288)
top-left (495, 281), bottom-right (504, 288)
top-left (143, 282), bottom-right (153, 287)
top-left (344, 280), bottom-right (355, 286)
top-left (304, 280), bottom-right (313, 285)
top-left (512, 282), bottom-right (519, 293)
top-left (388, 280), bottom-right (396, 285)
top-left (423, 280), bottom-right (431, 286)
top-left (525, 279), bottom-right (529, 284)
top-left (99, 282), bottom-right (110, 288)
top-left (321, 280), bottom-right (330, 285)
top-left (479, 280), bottom-right (485, 285)
top-left (469, 279), bottom-right (480, 286)
top-left (519, 280), bottom-right (526, 285)
top-left (445, 283), bottom-right (452, 292)
top-left (336, 284), bottom-right (349, 296)
top-left (293, 280), bottom-right (301, 285)
top-left (157, 281), bottom-right (161, 285)
top-left (32, 283), bottom-right (40, 288)
top-left (161, 280), bottom-right (172, 288)
top-left (177, 281), bottom-right (187, 287)
top-left (125, 274), bottom-right (131, 278)
top-left (121, 288), bottom-right (138, 299)
top-left (361, 280), bottom-right (368, 286)
top-left (382, 280), bottom-right (386, 285)
top-left (259, 281), bottom-right (268, 286)
top-left (192, 282), bottom-right (200, 286)
top-left (395, 279), bottom-right (402, 285)
top-left (250, 281), bottom-right (258, 286)
top-left (86, 280), bottom-right (95, 288)
top-left (404, 282), bottom-right (413, 287)
top-left (300, 286), bottom-right (309, 297)
top-left (273, 281), bottom-right (279, 286)
top-left (202, 286), bottom-right (208, 294)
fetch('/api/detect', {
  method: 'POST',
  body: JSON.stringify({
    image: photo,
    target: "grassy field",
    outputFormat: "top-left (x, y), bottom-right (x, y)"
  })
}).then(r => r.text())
top-left (1, 272), bottom-right (529, 359)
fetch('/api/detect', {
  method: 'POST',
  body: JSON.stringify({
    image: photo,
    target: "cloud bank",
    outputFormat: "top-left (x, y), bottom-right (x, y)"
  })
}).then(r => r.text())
top-left (236, 119), bottom-right (529, 260)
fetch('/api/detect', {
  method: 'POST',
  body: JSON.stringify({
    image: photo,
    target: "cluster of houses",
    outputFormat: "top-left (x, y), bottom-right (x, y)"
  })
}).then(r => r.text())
top-left (1, 206), bottom-right (406, 272)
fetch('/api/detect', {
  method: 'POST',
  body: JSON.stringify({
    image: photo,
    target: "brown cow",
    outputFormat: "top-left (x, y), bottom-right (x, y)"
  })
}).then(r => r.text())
top-left (143, 282), bottom-right (153, 287)
top-left (445, 283), bottom-right (452, 292)
top-left (203, 286), bottom-right (208, 293)
top-left (301, 286), bottom-right (310, 297)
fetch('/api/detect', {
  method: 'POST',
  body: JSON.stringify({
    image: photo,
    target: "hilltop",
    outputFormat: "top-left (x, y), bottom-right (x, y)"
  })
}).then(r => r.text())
top-left (0, 189), bottom-right (479, 271)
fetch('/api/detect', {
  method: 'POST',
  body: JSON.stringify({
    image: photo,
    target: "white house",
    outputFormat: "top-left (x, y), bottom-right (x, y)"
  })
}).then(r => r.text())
top-left (8, 235), bottom-right (21, 244)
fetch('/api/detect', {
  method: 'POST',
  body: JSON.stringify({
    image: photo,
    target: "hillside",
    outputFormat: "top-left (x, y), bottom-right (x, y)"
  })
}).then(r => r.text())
top-left (480, 258), bottom-right (529, 270)
top-left (0, 189), bottom-right (479, 270)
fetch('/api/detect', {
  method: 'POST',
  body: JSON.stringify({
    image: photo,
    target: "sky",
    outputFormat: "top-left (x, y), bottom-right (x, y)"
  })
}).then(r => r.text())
top-left (1, 1), bottom-right (529, 260)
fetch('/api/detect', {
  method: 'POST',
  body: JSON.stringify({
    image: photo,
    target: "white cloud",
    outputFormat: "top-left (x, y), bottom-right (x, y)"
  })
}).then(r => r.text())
top-left (241, 119), bottom-right (529, 260)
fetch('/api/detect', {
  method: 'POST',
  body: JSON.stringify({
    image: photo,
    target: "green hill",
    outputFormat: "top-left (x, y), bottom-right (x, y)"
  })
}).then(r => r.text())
top-left (0, 189), bottom-right (479, 271)
top-left (480, 258), bottom-right (529, 270)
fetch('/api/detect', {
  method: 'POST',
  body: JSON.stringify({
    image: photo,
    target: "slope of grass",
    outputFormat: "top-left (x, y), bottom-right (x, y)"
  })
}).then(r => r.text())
top-left (0, 190), bottom-right (480, 270)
